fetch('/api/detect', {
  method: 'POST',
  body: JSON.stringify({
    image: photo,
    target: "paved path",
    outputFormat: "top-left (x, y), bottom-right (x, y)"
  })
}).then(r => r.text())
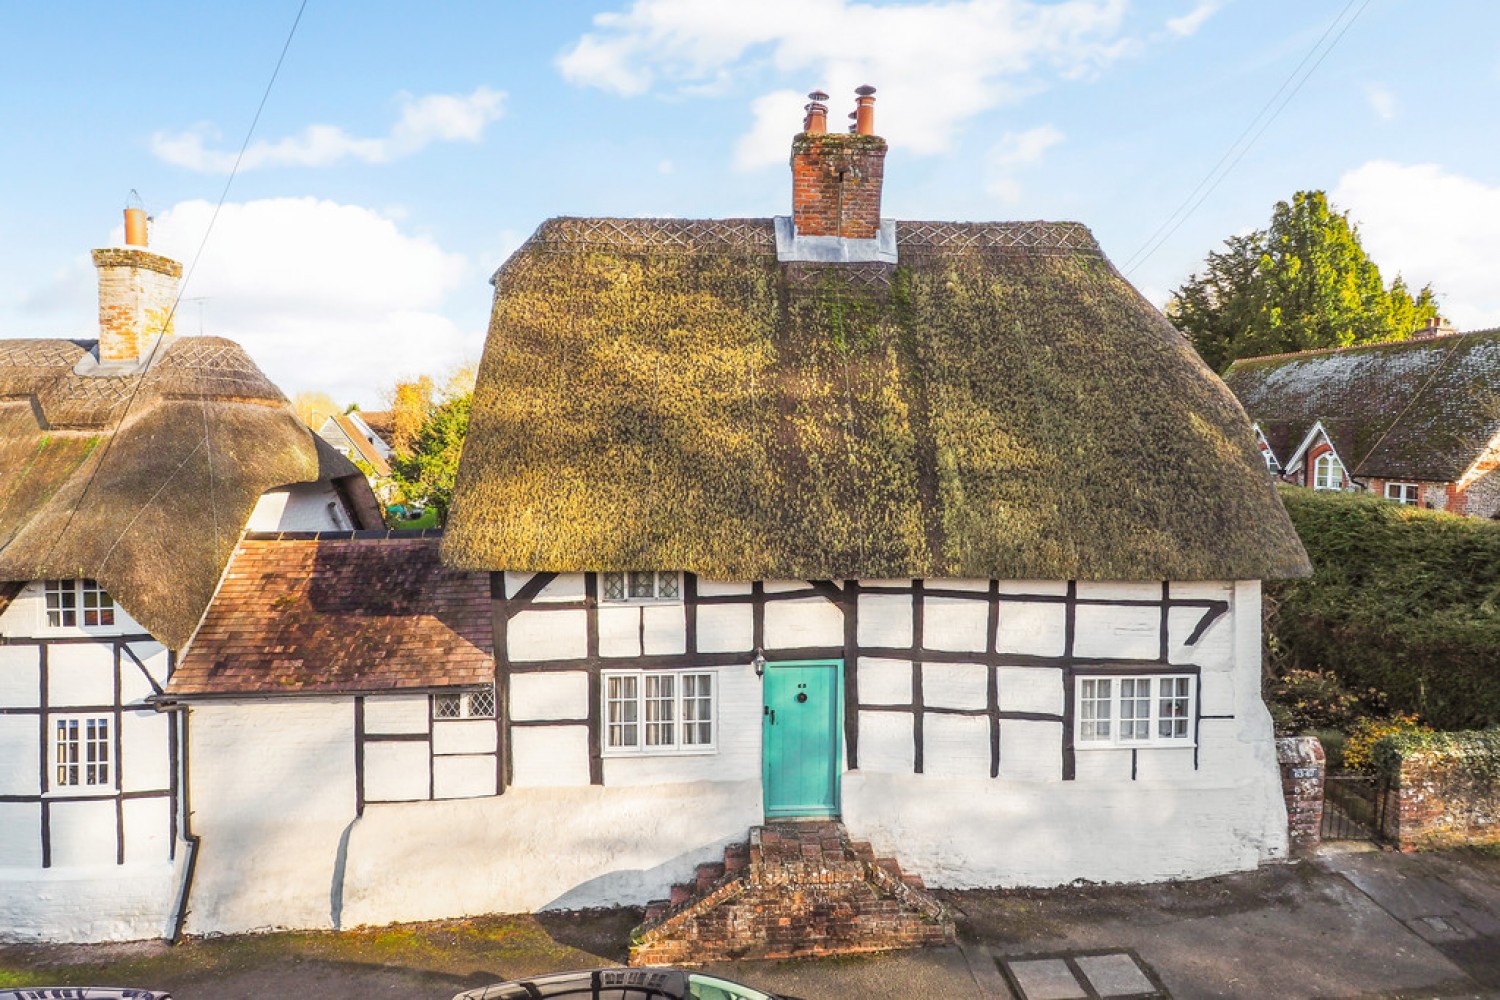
top-left (713, 848), bottom-right (1500, 999)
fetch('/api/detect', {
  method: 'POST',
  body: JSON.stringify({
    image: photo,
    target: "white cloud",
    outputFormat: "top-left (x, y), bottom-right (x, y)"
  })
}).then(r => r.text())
top-left (1363, 82), bottom-right (1396, 120)
top-left (140, 198), bottom-right (477, 403)
top-left (152, 87), bottom-right (505, 173)
top-left (985, 125), bottom-right (1065, 202)
top-left (559, 0), bottom-right (1132, 169)
top-left (1165, 0), bottom-right (1222, 38)
top-left (1333, 161), bottom-right (1500, 328)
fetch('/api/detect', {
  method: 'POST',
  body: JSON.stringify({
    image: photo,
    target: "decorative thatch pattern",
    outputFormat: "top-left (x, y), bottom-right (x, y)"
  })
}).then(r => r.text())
top-left (1225, 330), bottom-right (1500, 481)
top-left (167, 536), bottom-right (492, 697)
top-left (0, 336), bottom-right (355, 648)
top-left (444, 218), bottom-right (1309, 582)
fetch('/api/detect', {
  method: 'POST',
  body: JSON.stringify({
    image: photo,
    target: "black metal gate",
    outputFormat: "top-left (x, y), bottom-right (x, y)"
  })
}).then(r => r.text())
top-left (1321, 772), bottom-right (1391, 842)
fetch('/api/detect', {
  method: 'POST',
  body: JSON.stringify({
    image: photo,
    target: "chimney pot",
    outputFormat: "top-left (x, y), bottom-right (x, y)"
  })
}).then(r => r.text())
top-left (124, 206), bottom-right (149, 247)
top-left (803, 91), bottom-right (829, 134)
top-left (854, 85), bottom-right (877, 135)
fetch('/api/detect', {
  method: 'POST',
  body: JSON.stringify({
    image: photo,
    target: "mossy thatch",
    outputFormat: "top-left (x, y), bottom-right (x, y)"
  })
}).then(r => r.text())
top-left (0, 336), bottom-right (358, 648)
top-left (443, 218), bottom-right (1309, 581)
top-left (1224, 330), bottom-right (1500, 480)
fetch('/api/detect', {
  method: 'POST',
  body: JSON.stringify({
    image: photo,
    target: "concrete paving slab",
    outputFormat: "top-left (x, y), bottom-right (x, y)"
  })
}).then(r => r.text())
top-left (1007, 958), bottom-right (1088, 1000)
top-left (1075, 952), bottom-right (1159, 996)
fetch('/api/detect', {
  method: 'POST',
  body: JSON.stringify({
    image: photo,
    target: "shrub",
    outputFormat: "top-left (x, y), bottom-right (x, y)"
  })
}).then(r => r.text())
top-left (1342, 713), bottom-right (1430, 772)
top-left (1265, 667), bottom-right (1382, 735)
top-left (1268, 488), bottom-right (1500, 730)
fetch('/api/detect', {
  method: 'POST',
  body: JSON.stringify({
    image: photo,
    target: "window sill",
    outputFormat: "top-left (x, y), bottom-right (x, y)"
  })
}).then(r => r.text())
top-left (1075, 741), bottom-right (1196, 751)
top-left (602, 747), bottom-right (717, 758)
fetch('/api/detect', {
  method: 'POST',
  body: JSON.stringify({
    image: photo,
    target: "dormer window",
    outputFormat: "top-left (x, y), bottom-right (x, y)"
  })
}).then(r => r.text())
top-left (601, 571), bottom-right (681, 602)
top-left (1313, 453), bottom-right (1344, 491)
top-left (44, 579), bottom-right (115, 628)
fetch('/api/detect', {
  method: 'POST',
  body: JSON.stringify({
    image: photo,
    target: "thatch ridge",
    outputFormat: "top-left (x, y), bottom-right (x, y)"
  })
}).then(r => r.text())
top-left (0, 335), bottom-right (348, 647)
top-left (1225, 330), bottom-right (1500, 481)
top-left (445, 218), bottom-right (1309, 581)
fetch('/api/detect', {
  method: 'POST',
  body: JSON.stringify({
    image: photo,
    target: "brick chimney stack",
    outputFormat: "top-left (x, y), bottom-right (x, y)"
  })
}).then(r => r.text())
top-left (791, 86), bottom-right (887, 240)
top-left (91, 203), bottom-right (182, 366)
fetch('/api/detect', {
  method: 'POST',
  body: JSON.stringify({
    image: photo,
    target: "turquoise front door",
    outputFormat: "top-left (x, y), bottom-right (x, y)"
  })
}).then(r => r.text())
top-left (762, 660), bottom-right (842, 818)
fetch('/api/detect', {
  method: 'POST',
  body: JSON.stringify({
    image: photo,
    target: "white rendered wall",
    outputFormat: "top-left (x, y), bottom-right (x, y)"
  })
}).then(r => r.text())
top-left (0, 861), bottom-right (181, 943)
top-left (246, 483), bottom-right (351, 532)
top-left (843, 579), bottom-right (1290, 887)
top-left (185, 698), bottom-right (356, 934)
top-left (339, 779), bottom-right (762, 925)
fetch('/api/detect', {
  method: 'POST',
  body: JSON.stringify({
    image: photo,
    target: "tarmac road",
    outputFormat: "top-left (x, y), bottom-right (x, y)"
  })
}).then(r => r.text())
top-left (4, 846), bottom-right (1498, 999)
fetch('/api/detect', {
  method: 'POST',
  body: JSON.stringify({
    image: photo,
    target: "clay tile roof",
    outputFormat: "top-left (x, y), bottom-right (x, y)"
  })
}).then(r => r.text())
top-left (1224, 329), bottom-right (1500, 481)
top-left (166, 535), bottom-right (492, 698)
top-left (442, 217), bottom-right (1310, 582)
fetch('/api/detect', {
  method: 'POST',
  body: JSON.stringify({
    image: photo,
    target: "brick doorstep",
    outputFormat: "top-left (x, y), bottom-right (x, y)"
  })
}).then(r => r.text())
top-left (629, 822), bottom-right (956, 966)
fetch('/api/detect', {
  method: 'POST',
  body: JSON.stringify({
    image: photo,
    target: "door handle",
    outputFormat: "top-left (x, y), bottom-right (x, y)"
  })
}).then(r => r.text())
top-left (769, 709), bottom-right (776, 725)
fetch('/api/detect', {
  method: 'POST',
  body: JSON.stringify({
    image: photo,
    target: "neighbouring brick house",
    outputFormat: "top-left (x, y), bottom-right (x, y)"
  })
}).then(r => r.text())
top-left (0, 210), bottom-right (380, 942)
top-left (1224, 323), bottom-right (1500, 517)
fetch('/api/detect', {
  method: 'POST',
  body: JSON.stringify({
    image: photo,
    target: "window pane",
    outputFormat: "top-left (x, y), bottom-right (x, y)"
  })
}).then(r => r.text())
top-left (45, 580), bottom-right (77, 628)
top-left (606, 674), bottom-right (639, 748)
top-left (1158, 677), bottom-right (1192, 739)
top-left (629, 571), bottom-right (656, 599)
top-left (657, 573), bottom-right (680, 599)
top-left (1078, 678), bottom-right (1111, 741)
top-left (602, 573), bottom-right (625, 601)
top-left (1119, 678), bottom-right (1151, 741)
top-left (80, 580), bottom-right (115, 627)
top-left (434, 694), bottom-right (462, 719)
top-left (56, 718), bottom-right (79, 786)
top-left (682, 674), bottom-right (713, 745)
top-left (644, 674), bottom-right (674, 746)
top-left (467, 688), bottom-right (496, 719)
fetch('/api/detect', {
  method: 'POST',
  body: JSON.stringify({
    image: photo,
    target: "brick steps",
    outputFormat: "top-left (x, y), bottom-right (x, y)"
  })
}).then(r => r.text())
top-left (629, 821), bottom-right (954, 966)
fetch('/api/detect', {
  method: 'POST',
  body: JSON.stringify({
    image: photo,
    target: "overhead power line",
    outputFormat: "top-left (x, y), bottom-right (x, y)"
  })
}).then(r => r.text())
top-left (1121, 0), bottom-right (1372, 279)
top-left (27, 1), bottom-right (309, 571)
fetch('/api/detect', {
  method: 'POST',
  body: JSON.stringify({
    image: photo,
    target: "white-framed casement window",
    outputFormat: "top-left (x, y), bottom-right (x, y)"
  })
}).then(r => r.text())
top-left (1312, 452), bottom-right (1344, 491)
top-left (44, 579), bottom-right (115, 628)
top-left (52, 715), bottom-right (112, 790)
top-left (603, 669), bottom-right (715, 754)
top-left (1385, 482), bottom-right (1421, 505)
top-left (600, 571), bottom-right (681, 602)
top-left (433, 687), bottom-right (496, 720)
top-left (1075, 674), bottom-right (1195, 748)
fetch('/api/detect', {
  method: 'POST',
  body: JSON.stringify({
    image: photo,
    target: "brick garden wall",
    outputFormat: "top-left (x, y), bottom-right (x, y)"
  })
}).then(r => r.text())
top-left (1382, 735), bottom-right (1500, 851)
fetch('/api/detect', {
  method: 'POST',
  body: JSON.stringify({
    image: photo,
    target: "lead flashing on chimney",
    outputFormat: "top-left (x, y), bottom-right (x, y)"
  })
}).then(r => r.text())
top-left (775, 216), bottom-right (898, 263)
top-left (72, 336), bottom-right (170, 378)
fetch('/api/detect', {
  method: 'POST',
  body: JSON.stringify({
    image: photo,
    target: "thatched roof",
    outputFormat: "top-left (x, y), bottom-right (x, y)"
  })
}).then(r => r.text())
top-left (167, 535), bottom-right (492, 698)
top-left (0, 336), bottom-right (365, 648)
top-left (1224, 330), bottom-right (1500, 481)
top-left (443, 218), bottom-right (1309, 582)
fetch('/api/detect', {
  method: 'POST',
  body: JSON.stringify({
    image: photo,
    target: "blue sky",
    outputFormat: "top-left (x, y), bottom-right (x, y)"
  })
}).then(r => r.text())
top-left (3, 0), bottom-right (1497, 405)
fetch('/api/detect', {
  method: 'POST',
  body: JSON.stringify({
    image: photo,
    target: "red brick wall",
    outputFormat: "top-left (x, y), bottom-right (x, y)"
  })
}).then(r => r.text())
top-left (1277, 736), bottom-right (1325, 853)
top-left (1385, 747), bottom-right (1500, 850)
top-left (790, 132), bottom-right (887, 239)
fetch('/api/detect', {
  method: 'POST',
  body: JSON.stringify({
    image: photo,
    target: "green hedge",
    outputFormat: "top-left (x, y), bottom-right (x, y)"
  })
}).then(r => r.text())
top-left (1270, 487), bottom-right (1500, 730)
top-left (1373, 729), bottom-right (1500, 780)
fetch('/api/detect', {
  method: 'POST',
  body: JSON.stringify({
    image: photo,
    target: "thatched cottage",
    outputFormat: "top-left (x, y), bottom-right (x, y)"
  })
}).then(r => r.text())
top-left (0, 211), bottom-right (379, 942)
top-left (412, 90), bottom-right (1308, 924)
top-left (1224, 322), bottom-right (1500, 516)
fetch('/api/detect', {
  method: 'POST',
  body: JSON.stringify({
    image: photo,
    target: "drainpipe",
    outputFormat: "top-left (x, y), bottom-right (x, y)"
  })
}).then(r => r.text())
top-left (156, 700), bottom-right (200, 944)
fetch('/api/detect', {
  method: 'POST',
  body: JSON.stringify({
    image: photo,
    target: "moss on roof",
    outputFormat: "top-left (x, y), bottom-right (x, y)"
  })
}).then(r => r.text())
top-left (443, 218), bottom-right (1309, 581)
top-left (0, 336), bottom-right (357, 647)
top-left (1224, 330), bottom-right (1500, 481)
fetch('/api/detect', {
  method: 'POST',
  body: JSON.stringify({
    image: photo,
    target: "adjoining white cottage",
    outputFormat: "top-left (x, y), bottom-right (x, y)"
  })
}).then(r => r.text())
top-left (0, 209), bottom-right (379, 942)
